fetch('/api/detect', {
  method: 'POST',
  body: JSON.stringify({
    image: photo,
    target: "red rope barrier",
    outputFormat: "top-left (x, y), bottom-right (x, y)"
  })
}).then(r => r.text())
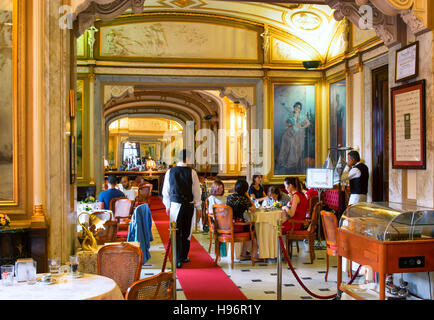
top-left (278, 236), bottom-right (361, 300)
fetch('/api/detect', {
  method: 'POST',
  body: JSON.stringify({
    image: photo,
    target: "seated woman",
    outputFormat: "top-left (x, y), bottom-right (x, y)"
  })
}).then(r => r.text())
top-left (226, 179), bottom-right (257, 261)
top-left (281, 177), bottom-right (309, 234)
top-left (207, 180), bottom-right (227, 213)
top-left (262, 186), bottom-right (291, 208)
top-left (248, 175), bottom-right (267, 204)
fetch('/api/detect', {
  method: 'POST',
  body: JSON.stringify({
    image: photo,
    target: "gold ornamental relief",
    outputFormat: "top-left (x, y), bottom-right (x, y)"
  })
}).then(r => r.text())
top-left (386, 0), bottom-right (415, 9)
top-left (369, 0), bottom-right (414, 15)
top-left (289, 11), bottom-right (322, 31)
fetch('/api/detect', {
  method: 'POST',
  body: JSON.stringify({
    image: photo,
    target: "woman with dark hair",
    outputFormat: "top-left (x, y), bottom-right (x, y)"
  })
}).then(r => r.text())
top-left (226, 179), bottom-right (257, 261)
top-left (281, 177), bottom-right (309, 233)
top-left (248, 175), bottom-right (267, 203)
top-left (207, 180), bottom-right (227, 214)
top-left (262, 186), bottom-right (291, 208)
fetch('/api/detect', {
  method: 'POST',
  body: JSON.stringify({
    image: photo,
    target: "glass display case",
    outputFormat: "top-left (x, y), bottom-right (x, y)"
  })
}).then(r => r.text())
top-left (340, 202), bottom-right (434, 241)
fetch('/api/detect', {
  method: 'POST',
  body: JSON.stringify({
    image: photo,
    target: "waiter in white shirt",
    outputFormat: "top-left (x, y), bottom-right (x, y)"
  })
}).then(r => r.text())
top-left (162, 149), bottom-right (201, 268)
top-left (341, 150), bottom-right (369, 206)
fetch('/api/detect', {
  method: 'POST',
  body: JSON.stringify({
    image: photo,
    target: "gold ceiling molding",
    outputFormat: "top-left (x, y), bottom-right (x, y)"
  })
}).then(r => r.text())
top-left (325, 0), bottom-right (429, 47)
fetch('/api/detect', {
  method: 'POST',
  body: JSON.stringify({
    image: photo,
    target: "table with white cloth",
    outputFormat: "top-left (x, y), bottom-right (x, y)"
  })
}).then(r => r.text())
top-left (0, 274), bottom-right (124, 300)
top-left (249, 209), bottom-right (283, 259)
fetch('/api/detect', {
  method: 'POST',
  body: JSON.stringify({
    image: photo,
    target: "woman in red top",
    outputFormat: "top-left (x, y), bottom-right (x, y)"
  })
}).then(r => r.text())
top-left (281, 177), bottom-right (309, 233)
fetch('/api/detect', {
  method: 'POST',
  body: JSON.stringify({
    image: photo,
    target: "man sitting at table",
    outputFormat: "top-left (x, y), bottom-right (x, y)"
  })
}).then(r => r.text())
top-left (99, 175), bottom-right (125, 210)
top-left (117, 176), bottom-right (136, 202)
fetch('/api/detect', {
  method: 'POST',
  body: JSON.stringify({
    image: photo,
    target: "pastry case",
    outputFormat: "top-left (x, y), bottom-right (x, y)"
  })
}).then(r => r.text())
top-left (337, 202), bottom-right (434, 300)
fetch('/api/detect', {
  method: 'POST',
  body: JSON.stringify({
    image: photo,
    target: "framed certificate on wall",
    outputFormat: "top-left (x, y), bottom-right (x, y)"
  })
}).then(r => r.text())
top-left (391, 80), bottom-right (426, 169)
top-left (395, 41), bottom-right (419, 83)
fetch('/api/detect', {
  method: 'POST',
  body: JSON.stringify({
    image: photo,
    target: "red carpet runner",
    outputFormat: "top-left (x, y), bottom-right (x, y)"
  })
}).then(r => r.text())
top-left (149, 196), bottom-right (247, 300)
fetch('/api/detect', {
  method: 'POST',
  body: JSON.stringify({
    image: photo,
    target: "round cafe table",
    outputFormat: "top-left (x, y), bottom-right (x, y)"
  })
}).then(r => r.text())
top-left (249, 208), bottom-right (283, 259)
top-left (0, 274), bottom-right (124, 300)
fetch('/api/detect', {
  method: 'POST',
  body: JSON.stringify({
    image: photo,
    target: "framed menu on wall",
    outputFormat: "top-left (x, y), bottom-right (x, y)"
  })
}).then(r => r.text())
top-left (395, 41), bottom-right (419, 83)
top-left (391, 80), bottom-right (426, 169)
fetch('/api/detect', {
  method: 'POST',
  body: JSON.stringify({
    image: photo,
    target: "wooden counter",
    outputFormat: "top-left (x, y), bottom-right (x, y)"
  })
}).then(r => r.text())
top-left (337, 228), bottom-right (434, 300)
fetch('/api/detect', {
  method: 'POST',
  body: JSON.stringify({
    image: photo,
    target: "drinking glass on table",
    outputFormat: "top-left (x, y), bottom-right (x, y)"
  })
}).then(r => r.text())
top-left (48, 258), bottom-right (60, 275)
top-left (69, 256), bottom-right (79, 275)
top-left (1, 265), bottom-right (14, 287)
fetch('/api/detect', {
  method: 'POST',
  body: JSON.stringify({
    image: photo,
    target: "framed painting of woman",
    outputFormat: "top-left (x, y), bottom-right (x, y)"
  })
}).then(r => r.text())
top-left (329, 78), bottom-right (347, 163)
top-left (272, 83), bottom-right (316, 176)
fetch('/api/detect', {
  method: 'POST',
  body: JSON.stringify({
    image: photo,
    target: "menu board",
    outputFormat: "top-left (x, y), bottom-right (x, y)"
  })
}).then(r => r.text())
top-left (306, 168), bottom-right (334, 189)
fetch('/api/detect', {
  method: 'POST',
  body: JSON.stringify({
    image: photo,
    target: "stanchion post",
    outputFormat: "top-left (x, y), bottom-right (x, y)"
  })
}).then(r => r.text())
top-left (170, 221), bottom-right (178, 300)
top-left (276, 220), bottom-right (282, 301)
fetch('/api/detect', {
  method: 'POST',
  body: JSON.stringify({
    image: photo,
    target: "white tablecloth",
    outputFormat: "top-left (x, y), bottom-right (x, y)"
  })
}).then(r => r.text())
top-left (0, 274), bottom-right (124, 300)
top-left (249, 209), bottom-right (282, 259)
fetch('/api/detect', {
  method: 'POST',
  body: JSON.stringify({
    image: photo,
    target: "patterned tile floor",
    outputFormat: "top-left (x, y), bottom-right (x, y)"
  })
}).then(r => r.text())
top-left (140, 221), bottom-right (362, 300)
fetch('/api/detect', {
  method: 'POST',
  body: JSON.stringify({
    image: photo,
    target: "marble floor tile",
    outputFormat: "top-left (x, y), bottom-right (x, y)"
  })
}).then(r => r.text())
top-left (141, 220), bottom-right (361, 301)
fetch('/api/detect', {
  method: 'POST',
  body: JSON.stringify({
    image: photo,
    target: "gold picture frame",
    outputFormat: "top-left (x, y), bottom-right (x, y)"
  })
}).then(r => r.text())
top-left (266, 77), bottom-right (323, 185)
top-left (0, 0), bottom-right (22, 210)
top-left (69, 89), bottom-right (76, 119)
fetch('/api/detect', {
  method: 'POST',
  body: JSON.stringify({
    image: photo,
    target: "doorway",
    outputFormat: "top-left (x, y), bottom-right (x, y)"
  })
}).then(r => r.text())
top-left (372, 65), bottom-right (389, 202)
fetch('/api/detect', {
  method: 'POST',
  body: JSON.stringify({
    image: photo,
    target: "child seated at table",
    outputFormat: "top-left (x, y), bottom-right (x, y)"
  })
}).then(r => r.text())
top-left (262, 186), bottom-right (291, 208)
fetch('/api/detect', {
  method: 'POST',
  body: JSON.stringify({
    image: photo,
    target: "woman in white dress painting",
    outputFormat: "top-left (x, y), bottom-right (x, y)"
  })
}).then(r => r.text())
top-left (277, 102), bottom-right (311, 173)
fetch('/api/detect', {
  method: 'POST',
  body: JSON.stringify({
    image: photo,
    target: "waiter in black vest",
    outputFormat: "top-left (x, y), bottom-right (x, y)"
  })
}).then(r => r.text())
top-left (162, 149), bottom-right (201, 268)
top-left (342, 150), bottom-right (369, 206)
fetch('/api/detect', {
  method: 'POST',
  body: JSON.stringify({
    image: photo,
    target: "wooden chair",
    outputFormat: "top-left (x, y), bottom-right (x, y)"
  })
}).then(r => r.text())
top-left (285, 202), bottom-right (321, 264)
top-left (110, 197), bottom-right (133, 242)
top-left (97, 243), bottom-right (143, 296)
top-left (213, 204), bottom-right (256, 269)
top-left (135, 183), bottom-right (153, 207)
top-left (125, 272), bottom-right (174, 300)
top-left (320, 210), bottom-right (353, 280)
top-left (320, 210), bottom-right (339, 282)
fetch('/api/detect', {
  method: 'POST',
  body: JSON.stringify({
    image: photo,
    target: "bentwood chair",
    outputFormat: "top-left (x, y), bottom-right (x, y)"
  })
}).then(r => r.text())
top-left (285, 202), bottom-right (321, 264)
top-left (125, 272), bottom-right (174, 300)
top-left (110, 197), bottom-right (133, 242)
top-left (97, 243), bottom-right (143, 296)
top-left (213, 205), bottom-right (256, 269)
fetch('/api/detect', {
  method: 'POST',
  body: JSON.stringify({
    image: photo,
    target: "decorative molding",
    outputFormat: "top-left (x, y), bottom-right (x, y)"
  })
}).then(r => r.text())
top-left (74, 0), bottom-right (145, 37)
top-left (400, 9), bottom-right (430, 35)
top-left (219, 87), bottom-right (255, 110)
top-left (86, 26), bottom-right (98, 58)
top-left (260, 25), bottom-right (271, 64)
top-left (325, 0), bottom-right (400, 47)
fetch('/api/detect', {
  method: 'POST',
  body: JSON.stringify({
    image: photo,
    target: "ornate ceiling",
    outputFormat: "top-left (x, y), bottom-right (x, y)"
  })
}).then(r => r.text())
top-left (72, 0), bottom-right (430, 49)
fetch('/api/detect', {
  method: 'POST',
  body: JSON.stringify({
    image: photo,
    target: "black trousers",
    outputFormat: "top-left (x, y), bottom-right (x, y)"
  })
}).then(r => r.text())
top-left (175, 203), bottom-right (195, 263)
